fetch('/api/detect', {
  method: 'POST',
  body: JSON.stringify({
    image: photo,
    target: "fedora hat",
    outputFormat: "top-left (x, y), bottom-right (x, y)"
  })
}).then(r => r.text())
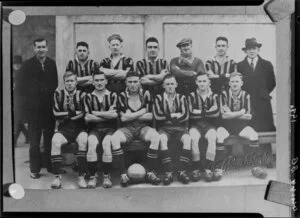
top-left (242, 38), bottom-right (262, 51)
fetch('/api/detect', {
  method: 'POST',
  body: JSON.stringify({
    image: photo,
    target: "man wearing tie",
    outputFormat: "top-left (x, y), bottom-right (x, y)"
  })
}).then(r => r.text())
top-left (237, 38), bottom-right (276, 132)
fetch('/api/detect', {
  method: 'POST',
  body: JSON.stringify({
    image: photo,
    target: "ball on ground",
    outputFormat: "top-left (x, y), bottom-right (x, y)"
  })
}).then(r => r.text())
top-left (127, 163), bottom-right (146, 182)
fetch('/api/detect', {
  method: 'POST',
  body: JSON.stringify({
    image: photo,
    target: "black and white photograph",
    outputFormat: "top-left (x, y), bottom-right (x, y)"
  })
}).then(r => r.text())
top-left (2, 1), bottom-right (295, 216)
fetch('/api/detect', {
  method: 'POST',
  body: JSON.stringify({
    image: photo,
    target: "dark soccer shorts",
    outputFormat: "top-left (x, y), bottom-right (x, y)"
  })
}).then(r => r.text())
top-left (190, 120), bottom-right (216, 136)
top-left (118, 122), bottom-right (153, 143)
top-left (221, 119), bottom-right (250, 135)
top-left (89, 128), bottom-right (115, 144)
top-left (57, 121), bottom-right (87, 143)
top-left (158, 125), bottom-right (189, 140)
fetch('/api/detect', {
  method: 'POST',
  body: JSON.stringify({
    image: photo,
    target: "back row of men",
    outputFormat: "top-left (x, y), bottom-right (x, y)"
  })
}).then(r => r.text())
top-left (15, 34), bottom-right (276, 188)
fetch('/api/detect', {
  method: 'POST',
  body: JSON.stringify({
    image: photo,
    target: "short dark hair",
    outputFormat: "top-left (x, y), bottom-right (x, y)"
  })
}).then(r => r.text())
top-left (216, 36), bottom-right (228, 44)
top-left (146, 37), bottom-right (159, 47)
top-left (76, 41), bottom-right (89, 49)
top-left (162, 74), bottom-right (176, 83)
top-left (92, 70), bottom-right (106, 79)
top-left (126, 71), bottom-right (140, 79)
top-left (63, 71), bottom-right (77, 81)
top-left (33, 38), bottom-right (47, 46)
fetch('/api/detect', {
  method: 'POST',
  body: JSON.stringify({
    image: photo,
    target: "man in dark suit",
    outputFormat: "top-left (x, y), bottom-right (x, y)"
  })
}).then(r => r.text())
top-left (237, 38), bottom-right (276, 132)
top-left (17, 38), bottom-right (58, 179)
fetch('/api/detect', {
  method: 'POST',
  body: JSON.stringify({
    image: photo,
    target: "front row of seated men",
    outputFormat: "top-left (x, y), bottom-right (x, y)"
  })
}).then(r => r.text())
top-left (50, 69), bottom-right (265, 189)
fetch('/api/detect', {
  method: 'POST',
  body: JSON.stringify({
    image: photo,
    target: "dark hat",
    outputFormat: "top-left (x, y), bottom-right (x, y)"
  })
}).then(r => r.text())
top-left (107, 34), bottom-right (123, 43)
top-left (176, 38), bottom-right (192, 48)
top-left (242, 38), bottom-right (262, 51)
top-left (13, 55), bottom-right (23, 64)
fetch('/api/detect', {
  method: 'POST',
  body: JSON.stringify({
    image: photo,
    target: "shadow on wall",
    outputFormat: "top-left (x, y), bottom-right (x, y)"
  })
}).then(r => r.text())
top-left (12, 16), bottom-right (56, 61)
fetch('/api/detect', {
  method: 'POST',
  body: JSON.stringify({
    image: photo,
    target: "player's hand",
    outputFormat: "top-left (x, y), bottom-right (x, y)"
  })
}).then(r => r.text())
top-left (225, 73), bottom-right (230, 78)
top-left (161, 69), bottom-right (169, 75)
top-left (240, 109), bottom-right (246, 115)
top-left (193, 109), bottom-right (201, 114)
top-left (222, 106), bottom-right (230, 113)
top-left (171, 113), bottom-right (181, 118)
top-left (242, 114), bottom-right (252, 120)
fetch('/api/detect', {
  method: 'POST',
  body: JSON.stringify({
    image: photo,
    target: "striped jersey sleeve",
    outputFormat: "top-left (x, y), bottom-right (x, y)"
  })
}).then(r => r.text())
top-left (136, 59), bottom-right (169, 77)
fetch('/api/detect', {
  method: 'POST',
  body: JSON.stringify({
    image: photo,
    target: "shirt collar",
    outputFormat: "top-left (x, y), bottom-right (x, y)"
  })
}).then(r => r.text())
top-left (247, 56), bottom-right (258, 65)
top-left (75, 56), bottom-right (89, 65)
top-left (164, 92), bottom-right (176, 102)
top-left (125, 87), bottom-right (143, 98)
top-left (64, 88), bottom-right (77, 96)
top-left (146, 56), bottom-right (159, 63)
top-left (109, 53), bottom-right (124, 60)
top-left (197, 88), bottom-right (212, 99)
top-left (214, 55), bottom-right (229, 63)
top-left (229, 89), bottom-right (242, 99)
top-left (91, 89), bottom-right (110, 97)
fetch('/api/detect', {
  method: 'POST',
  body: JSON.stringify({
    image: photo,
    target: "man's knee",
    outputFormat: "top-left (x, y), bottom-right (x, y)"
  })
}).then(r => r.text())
top-left (88, 135), bottom-right (98, 153)
top-left (181, 134), bottom-right (191, 149)
top-left (51, 133), bottom-right (66, 154)
top-left (239, 127), bottom-right (258, 140)
top-left (102, 135), bottom-right (112, 153)
top-left (189, 128), bottom-right (201, 142)
top-left (77, 132), bottom-right (88, 151)
top-left (205, 129), bottom-right (217, 142)
top-left (217, 127), bottom-right (229, 142)
top-left (159, 134), bottom-right (168, 150)
top-left (146, 129), bottom-right (160, 149)
top-left (111, 131), bottom-right (124, 150)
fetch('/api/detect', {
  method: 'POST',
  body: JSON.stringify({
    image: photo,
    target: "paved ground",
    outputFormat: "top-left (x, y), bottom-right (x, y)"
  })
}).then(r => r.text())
top-left (14, 136), bottom-right (276, 190)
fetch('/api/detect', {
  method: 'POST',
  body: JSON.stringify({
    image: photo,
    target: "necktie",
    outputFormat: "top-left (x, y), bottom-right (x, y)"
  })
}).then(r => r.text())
top-left (250, 58), bottom-right (255, 71)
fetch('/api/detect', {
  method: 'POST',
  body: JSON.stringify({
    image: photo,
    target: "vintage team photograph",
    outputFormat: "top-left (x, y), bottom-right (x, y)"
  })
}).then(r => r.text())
top-left (10, 11), bottom-right (278, 191)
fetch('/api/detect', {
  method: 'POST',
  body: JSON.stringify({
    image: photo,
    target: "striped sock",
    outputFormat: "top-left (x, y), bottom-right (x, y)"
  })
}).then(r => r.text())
top-left (161, 150), bottom-right (172, 173)
top-left (179, 149), bottom-right (191, 171)
top-left (87, 161), bottom-right (97, 176)
top-left (216, 143), bottom-right (225, 163)
top-left (250, 140), bottom-right (259, 148)
top-left (112, 148), bottom-right (126, 174)
top-left (147, 148), bottom-right (158, 172)
top-left (77, 150), bottom-right (87, 176)
top-left (51, 155), bottom-right (62, 176)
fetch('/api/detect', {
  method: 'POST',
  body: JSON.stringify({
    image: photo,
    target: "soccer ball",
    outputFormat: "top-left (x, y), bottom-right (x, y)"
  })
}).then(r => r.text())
top-left (127, 163), bottom-right (146, 182)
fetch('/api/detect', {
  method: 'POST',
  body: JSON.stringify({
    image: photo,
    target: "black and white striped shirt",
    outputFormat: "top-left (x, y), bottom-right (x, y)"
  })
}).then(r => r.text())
top-left (66, 58), bottom-right (99, 77)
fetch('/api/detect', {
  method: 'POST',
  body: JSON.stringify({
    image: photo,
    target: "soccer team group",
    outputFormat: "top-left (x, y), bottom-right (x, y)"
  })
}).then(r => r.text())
top-left (21, 34), bottom-right (276, 189)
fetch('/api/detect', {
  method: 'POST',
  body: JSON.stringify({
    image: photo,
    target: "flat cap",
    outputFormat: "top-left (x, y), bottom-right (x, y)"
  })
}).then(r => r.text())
top-left (107, 34), bottom-right (123, 43)
top-left (176, 38), bottom-right (192, 48)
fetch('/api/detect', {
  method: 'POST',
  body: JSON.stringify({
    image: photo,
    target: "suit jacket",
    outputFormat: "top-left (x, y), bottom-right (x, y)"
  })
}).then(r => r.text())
top-left (237, 55), bottom-right (276, 131)
top-left (16, 56), bottom-right (58, 118)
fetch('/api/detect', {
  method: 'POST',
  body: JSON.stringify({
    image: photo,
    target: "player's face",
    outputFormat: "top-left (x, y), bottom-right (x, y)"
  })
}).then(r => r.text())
top-left (196, 75), bottom-right (210, 91)
top-left (215, 40), bottom-right (228, 57)
top-left (93, 74), bottom-right (107, 91)
top-left (109, 39), bottom-right (122, 55)
top-left (146, 41), bottom-right (159, 59)
top-left (126, 76), bottom-right (141, 93)
top-left (76, 46), bottom-right (89, 61)
top-left (64, 75), bottom-right (77, 92)
top-left (245, 47), bottom-right (259, 59)
top-left (179, 43), bottom-right (192, 56)
top-left (34, 40), bottom-right (48, 59)
top-left (229, 76), bottom-right (243, 91)
top-left (163, 77), bottom-right (177, 94)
